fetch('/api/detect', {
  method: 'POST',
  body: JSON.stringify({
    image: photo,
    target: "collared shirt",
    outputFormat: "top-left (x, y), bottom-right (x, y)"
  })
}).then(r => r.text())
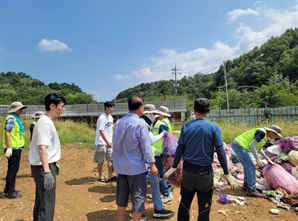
top-left (112, 112), bottom-right (155, 175)
top-left (29, 115), bottom-right (61, 165)
top-left (4, 117), bottom-right (15, 131)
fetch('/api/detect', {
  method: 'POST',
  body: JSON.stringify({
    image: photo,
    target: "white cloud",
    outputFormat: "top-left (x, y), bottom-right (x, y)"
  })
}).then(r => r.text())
top-left (38, 39), bottom-right (72, 52)
top-left (234, 6), bottom-right (298, 51)
top-left (227, 8), bottom-right (259, 22)
top-left (254, 1), bottom-right (262, 7)
top-left (115, 3), bottom-right (298, 86)
top-left (115, 74), bottom-right (130, 80)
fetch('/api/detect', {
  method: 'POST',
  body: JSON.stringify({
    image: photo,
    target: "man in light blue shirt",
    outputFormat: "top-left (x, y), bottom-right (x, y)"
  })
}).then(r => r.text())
top-left (113, 95), bottom-right (158, 221)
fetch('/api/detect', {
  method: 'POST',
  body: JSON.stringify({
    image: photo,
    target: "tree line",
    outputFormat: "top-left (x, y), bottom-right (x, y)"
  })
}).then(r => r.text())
top-left (114, 28), bottom-right (298, 110)
top-left (1, 28), bottom-right (298, 109)
top-left (0, 72), bottom-right (97, 105)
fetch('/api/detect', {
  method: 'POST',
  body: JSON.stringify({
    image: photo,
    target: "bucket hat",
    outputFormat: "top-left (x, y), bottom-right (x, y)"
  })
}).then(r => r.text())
top-left (264, 125), bottom-right (282, 138)
top-left (143, 104), bottom-right (160, 114)
top-left (8, 102), bottom-right (28, 113)
top-left (32, 111), bottom-right (44, 119)
top-left (157, 106), bottom-right (171, 117)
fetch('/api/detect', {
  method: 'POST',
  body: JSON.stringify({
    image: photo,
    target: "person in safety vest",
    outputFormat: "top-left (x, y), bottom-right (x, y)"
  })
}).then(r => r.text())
top-left (231, 125), bottom-right (282, 197)
top-left (3, 101), bottom-right (27, 199)
top-left (157, 106), bottom-right (173, 133)
top-left (152, 105), bottom-right (173, 203)
top-left (30, 111), bottom-right (44, 141)
top-left (139, 104), bottom-right (172, 219)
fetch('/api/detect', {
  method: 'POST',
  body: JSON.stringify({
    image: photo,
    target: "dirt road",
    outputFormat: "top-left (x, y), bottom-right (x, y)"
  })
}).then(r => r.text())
top-left (1, 143), bottom-right (297, 221)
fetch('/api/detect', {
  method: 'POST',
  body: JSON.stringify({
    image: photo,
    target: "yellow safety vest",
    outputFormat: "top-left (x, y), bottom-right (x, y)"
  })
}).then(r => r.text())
top-left (234, 128), bottom-right (267, 152)
top-left (162, 117), bottom-right (173, 133)
top-left (152, 120), bottom-right (166, 154)
top-left (2, 114), bottom-right (25, 148)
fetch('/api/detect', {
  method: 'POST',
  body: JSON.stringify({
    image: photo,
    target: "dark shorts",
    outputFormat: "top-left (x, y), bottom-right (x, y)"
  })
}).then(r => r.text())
top-left (116, 173), bottom-right (147, 213)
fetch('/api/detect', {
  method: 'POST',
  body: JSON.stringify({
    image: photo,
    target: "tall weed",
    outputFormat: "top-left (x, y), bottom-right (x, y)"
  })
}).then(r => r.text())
top-left (1, 116), bottom-right (298, 157)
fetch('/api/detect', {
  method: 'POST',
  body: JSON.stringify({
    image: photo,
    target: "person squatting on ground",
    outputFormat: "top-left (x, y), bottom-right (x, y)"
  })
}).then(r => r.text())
top-left (29, 93), bottom-right (66, 221)
top-left (112, 95), bottom-right (158, 221)
top-left (164, 98), bottom-right (237, 221)
top-left (141, 104), bottom-right (172, 218)
top-left (3, 101), bottom-right (28, 199)
top-left (231, 125), bottom-right (282, 197)
top-left (152, 105), bottom-right (173, 203)
top-left (94, 101), bottom-right (116, 182)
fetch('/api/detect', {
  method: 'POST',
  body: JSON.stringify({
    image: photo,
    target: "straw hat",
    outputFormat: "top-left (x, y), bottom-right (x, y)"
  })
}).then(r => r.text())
top-left (32, 111), bottom-right (44, 119)
top-left (264, 125), bottom-right (282, 138)
top-left (157, 106), bottom-right (171, 117)
top-left (143, 104), bottom-right (160, 114)
top-left (8, 102), bottom-right (28, 113)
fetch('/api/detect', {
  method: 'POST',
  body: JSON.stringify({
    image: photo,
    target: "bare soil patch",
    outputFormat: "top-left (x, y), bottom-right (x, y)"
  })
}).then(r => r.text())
top-left (1, 143), bottom-right (297, 221)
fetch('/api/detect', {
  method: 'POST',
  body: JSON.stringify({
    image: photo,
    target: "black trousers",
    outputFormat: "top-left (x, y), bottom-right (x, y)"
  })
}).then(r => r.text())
top-left (4, 148), bottom-right (22, 193)
top-left (178, 164), bottom-right (213, 221)
top-left (32, 163), bottom-right (57, 221)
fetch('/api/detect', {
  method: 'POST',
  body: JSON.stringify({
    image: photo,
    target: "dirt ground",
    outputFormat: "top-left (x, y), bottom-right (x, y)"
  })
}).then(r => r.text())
top-left (1, 143), bottom-right (298, 221)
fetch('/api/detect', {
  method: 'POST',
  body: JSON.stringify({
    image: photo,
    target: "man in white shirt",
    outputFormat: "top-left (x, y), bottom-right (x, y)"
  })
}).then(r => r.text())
top-left (94, 101), bottom-right (115, 182)
top-left (29, 93), bottom-right (66, 221)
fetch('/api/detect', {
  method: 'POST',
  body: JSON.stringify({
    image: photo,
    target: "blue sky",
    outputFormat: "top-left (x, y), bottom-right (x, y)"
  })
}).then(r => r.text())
top-left (1, 0), bottom-right (297, 102)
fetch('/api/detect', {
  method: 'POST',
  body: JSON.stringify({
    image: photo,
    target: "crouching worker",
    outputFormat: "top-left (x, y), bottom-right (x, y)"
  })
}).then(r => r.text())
top-left (231, 125), bottom-right (282, 197)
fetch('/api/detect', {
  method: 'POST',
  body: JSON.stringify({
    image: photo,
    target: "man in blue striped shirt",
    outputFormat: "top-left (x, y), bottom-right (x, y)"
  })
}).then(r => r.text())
top-left (113, 95), bottom-right (158, 221)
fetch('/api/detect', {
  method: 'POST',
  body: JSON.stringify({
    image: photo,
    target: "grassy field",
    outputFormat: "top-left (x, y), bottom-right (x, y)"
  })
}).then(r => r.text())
top-left (0, 116), bottom-right (297, 156)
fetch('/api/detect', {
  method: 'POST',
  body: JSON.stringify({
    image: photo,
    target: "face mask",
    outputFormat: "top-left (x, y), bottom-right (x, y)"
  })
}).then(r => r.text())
top-left (145, 113), bottom-right (156, 124)
top-left (142, 115), bottom-right (152, 126)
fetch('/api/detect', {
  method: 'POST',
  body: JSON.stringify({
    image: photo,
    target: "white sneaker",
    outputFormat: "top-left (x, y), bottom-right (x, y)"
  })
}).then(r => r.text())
top-left (129, 211), bottom-right (147, 220)
top-left (161, 193), bottom-right (173, 203)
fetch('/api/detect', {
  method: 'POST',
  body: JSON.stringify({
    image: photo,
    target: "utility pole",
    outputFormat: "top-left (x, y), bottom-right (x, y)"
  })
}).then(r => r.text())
top-left (223, 60), bottom-right (229, 110)
top-left (172, 63), bottom-right (182, 99)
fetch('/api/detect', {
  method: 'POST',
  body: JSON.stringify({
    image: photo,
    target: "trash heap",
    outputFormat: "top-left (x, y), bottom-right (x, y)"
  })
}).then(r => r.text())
top-left (213, 138), bottom-right (298, 213)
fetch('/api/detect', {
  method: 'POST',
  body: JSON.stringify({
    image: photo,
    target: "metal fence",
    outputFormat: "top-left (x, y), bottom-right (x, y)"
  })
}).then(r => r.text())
top-left (208, 106), bottom-right (298, 124)
top-left (0, 99), bottom-right (187, 121)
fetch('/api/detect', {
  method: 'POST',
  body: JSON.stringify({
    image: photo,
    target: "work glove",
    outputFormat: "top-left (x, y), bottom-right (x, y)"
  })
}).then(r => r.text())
top-left (5, 148), bottom-right (12, 159)
top-left (164, 167), bottom-right (177, 179)
top-left (223, 174), bottom-right (237, 191)
top-left (44, 172), bottom-right (55, 190)
top-left (161, 130), bottom-right (168, 137)
top-left (256, 158), bottom-right (264, 168)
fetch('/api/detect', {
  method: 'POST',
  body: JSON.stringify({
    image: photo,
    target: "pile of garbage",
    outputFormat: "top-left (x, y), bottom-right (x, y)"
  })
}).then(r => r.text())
top-left (213, 137), bottom-right (298, 213)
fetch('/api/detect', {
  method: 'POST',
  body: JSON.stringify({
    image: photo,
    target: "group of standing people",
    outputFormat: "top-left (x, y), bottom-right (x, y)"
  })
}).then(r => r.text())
top-left (3, 93), bottom-right (67, 221)
top-left (2, 94), bottom-right (283, 221)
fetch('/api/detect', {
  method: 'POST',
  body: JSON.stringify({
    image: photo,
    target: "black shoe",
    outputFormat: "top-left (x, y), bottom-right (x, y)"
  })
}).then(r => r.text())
top-left (246, 188), bottom-right (264, 198)
top-left (4, 192), bottom-right (22, 199)
top-left (153, 208), bottom-right (173, 218)
top-left (241, 182), bottom-right (247, 191)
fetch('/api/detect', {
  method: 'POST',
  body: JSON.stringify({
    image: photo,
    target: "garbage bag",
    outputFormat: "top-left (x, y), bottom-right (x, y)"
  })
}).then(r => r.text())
top-left (277, 136), bottom-right (298, 154)
top-left (162, 133), bottom-right (183, 188)
top-left (263, 164), bottom-right (298, 195)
